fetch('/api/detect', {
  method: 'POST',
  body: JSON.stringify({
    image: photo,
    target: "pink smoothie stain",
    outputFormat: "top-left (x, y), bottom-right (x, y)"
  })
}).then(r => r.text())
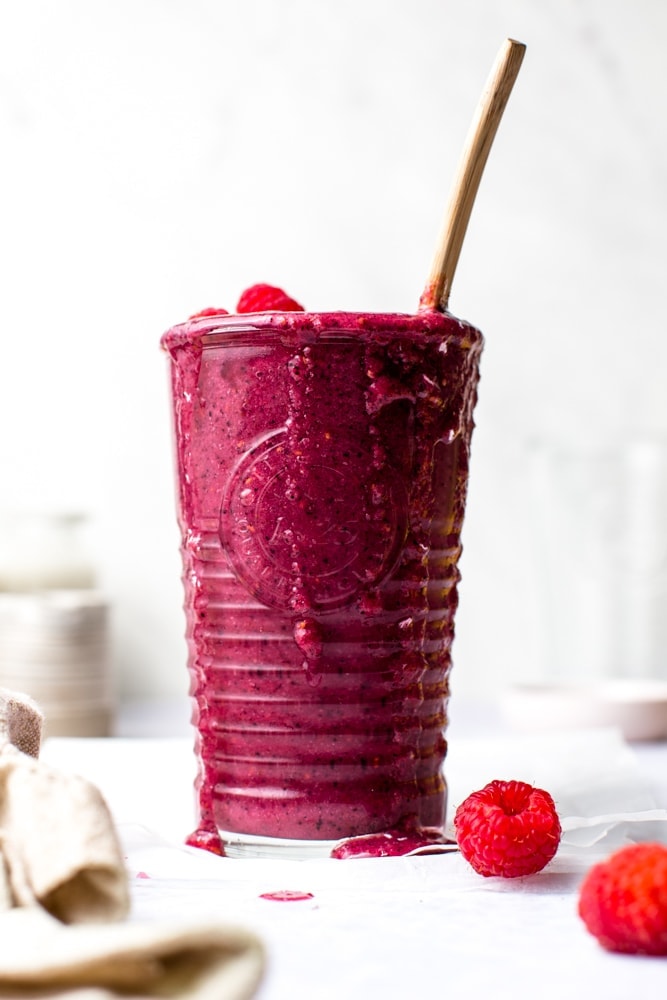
top-left (186, 826), bottom-right (226, 857)
top-left (330, 824), bottom-right (454, 859)
top-left (259, 890), bottom-right (315, 902)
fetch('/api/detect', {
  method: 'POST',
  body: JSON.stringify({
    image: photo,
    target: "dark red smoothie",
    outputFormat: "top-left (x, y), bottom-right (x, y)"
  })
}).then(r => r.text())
top-left (161, 308), bottom-right (482, 856)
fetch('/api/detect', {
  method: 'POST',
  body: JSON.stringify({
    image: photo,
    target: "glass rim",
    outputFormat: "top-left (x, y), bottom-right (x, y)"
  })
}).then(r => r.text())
top-left (161, 309), bottom-right (483, 353)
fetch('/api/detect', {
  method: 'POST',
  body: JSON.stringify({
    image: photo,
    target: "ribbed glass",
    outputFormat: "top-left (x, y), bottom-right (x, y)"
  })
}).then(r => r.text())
top-left (163, 311), bottom-right (482, 855)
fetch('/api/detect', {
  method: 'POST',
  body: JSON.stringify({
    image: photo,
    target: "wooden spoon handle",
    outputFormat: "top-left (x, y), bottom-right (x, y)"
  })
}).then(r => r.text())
top-left (419, 38), bottom-right (526, 313)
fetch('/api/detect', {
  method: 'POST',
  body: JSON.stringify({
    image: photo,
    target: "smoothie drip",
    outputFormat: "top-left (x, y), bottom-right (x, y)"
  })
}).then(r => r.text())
top-left (285, 344), bottom-right (325, 691)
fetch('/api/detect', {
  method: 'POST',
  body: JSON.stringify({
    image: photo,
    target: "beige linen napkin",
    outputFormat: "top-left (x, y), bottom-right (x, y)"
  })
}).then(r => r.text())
top-left (0, 689), bottom-right (264, 1000)
top-left (0, 908), bottom-right (264, 1000)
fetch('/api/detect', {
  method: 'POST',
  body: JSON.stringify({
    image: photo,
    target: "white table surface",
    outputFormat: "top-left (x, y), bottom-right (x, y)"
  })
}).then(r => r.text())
top-left (40, 700), bottom-right (667, 1000)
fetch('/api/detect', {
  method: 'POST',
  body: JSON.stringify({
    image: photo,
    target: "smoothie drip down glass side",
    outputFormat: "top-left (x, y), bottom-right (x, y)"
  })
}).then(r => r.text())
top-left (162, 310), bottom-right (482, 856)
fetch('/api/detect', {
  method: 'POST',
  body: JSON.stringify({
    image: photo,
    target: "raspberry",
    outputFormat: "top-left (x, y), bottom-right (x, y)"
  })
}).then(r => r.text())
top-left (578, 843), bottom-right (667, 955)
top-left (453, 779), bottom-right (561, 878)
top-left (236, 283), bottom-right (304, 313)
top-left (188, 307), bottom-right (229, 319)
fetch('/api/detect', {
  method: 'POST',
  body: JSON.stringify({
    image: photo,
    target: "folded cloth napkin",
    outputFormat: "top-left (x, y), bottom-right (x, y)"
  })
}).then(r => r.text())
top-left (0, 689), bottom-right (264, 1000)
top-left (0, 740), bottom-right (131, 921)
top-left (0, 908), bottom-right (264, 1000)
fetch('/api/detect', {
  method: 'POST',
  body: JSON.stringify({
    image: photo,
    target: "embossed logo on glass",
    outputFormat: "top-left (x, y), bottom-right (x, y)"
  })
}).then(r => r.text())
top-left (220, 429), bottom-right (407, 609)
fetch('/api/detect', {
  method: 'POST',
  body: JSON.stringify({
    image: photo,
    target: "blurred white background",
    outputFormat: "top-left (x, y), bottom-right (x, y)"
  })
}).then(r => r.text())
top-left (1, 0), bottom-right (666, 709)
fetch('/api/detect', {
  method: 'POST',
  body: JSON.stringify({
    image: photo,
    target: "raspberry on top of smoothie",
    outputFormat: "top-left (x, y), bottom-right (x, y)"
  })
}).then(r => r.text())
top-left (236, 284), bottom-right (304, 313)
top-left (188, 284), bottom-right (303, 322)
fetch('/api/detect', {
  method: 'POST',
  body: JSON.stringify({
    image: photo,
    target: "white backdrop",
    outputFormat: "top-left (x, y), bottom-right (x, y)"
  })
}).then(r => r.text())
top-left (1, 0), bottom-right (666, 703)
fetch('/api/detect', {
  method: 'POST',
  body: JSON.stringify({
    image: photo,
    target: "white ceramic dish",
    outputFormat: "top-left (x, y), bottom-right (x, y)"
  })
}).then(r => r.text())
top-left (500, 679), bottom-right (667, 742)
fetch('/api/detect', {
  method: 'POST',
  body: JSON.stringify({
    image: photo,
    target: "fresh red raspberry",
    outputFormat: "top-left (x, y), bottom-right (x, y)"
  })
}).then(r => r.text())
top-left (578, 843), bottom-right (667, 955)
top-left (188, 306), bottom-right (229, 319)
top-left (453, 779), bottom-right (561, 878)
top-left (236, 284), bottom-right (304, 313)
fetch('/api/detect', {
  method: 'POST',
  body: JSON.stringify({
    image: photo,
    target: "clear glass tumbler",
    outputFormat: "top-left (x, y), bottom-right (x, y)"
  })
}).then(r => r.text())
top-left (162, 309), bottom-right (482, 858)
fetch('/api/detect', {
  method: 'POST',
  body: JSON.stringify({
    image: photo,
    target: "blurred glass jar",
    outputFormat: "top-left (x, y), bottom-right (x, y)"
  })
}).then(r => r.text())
top-left (0, 511), bottom-right (111, 736)
top-left (0, 510), bottom-right (95, 592)
top-left (529, 437), bottom-right (667, 682)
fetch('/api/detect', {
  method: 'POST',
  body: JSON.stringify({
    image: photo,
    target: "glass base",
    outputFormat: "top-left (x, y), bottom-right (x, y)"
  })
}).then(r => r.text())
top-left (219, 829), bottom-right (338, 860)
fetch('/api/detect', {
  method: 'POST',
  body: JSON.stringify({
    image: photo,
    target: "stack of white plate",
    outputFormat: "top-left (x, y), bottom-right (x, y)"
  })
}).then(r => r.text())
top-left (0, 590), bottom-right (113, 737)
